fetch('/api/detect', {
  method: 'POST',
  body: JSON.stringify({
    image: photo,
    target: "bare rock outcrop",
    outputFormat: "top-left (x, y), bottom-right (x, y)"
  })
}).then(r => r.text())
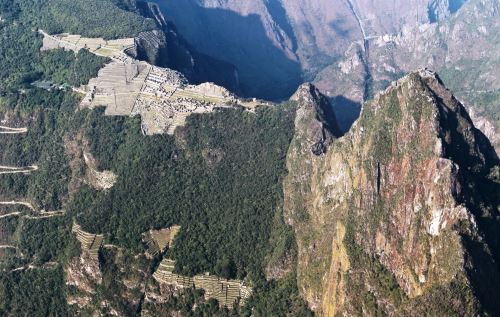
top-left (289, 83), bottom-right (341, 156)
top-left (285, 70), bottom-right (500, 316)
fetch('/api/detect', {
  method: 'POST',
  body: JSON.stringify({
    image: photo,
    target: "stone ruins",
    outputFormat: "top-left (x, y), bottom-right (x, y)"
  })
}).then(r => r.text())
top-left (40, 31), bottom-right (262, 135)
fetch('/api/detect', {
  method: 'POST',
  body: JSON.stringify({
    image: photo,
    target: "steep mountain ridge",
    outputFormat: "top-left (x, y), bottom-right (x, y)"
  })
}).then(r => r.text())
top-left (289, 83), bottom-right (342, 156)
top-left (285, 70), bottom-right (500, 315)
top-left (149, 0), bottom-right (500, 157)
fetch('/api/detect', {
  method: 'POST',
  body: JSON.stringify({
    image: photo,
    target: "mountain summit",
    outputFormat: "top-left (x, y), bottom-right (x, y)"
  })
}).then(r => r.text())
top-left (285, 70), bottom-right (500, 316)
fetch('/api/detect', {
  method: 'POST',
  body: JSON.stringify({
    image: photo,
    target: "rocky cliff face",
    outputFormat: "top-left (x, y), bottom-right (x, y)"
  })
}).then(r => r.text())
top-left (128, 1), bottom-right (241, 93)
top-left (285, 71), bottom-right (500, 316)
top-left (288, 83), bottom-right (342, 156)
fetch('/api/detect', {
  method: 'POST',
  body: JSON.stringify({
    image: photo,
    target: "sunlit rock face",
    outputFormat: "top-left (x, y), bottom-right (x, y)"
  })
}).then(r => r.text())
top-left (284, 70), bottom-right (500, 316)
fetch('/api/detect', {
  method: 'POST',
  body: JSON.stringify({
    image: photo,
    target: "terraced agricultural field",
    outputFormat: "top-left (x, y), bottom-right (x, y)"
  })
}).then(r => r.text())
top-left (153, 258), bottom-right (194, 288)
top-left (153, 258), bottom-right (252, 308)
top-left (72, 222), bottom-right (104, 258)
top-left (142, 225), bottom-right (180, 257)
top-left (40, 30), bottom-right (134, 59)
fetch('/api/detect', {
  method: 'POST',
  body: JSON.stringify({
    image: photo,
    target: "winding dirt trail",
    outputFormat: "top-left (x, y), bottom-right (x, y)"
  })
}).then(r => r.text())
top-left (0, 245), bottom-right (17, 249)
top-left (8, 261), bottom-right (58, 273)
top-left (25, 210), bottom-right (66, 219)
top-left (0, 126), bottom-right (28, 134)
top-left (0, 201), bottom-right (65, 219)
top-left (0, 212), bottom-right (23, 219)
top-left (0, 165), bottom-right (39, 175)
top-left (0, 124), bottom-right (67, 274)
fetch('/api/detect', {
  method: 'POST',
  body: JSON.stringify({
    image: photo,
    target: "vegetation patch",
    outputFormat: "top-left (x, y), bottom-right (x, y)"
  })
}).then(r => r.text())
top-left (0, 1), bottom-right (312, 315)
top-left (12, 0), bottom-right (156, 39)
top-left (70, 104), bottom-right (295, 283)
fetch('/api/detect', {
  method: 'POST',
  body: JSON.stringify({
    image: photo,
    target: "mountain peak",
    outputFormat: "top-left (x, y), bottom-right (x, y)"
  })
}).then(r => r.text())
top-left (372, 68), bottom-right (498, 166)
top-left (290, 83), bottom-right (342, 155)
top-left (285, 73), bottom-right (500, 315)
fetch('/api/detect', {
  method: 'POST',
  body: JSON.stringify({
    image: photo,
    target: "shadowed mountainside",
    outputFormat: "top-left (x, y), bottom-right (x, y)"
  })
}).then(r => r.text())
top-left (150, 0), bottom-right (468, 100)
top-left (150, 0), bottom-right (303, 100)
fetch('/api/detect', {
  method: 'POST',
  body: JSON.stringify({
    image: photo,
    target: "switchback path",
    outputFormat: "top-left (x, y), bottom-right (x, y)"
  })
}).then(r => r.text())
top-left (0, 165), bottom-right (39, 175)
top-left (0, 212), bottom-right (23, 219)
top-left (8, 261), bottom-right (58, 273)
top-left (0, 126), bottom-right (28, 134)
top-left (0, 201), bottom-right (65, 219)
top-left (25, 210), bottom-right (66, 219)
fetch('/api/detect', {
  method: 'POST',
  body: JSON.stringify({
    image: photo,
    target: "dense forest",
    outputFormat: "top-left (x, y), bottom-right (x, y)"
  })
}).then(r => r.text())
top-left (0, 0), bottom-right (313, 315)
top-left (2, 0), bottom-right (156, 39)
top-left (0, 267), bottom-right (68, 316)
top-left (73, 105), bottom-right (295, 281)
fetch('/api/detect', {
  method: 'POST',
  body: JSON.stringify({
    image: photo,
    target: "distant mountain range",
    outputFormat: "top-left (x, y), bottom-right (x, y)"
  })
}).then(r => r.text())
top-left (150, 0), bottom-right (468, 98)
top-left (151, 0), bottom-right (498, 153)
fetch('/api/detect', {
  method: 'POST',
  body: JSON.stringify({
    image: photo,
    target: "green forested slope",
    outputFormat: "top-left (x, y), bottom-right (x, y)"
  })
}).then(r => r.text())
top-left (0, 1), bottom-right (312, 315)
top-left (7, 0), bottom-right (156, 39)
top-left (74, 105), bottom-right (294, 280)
